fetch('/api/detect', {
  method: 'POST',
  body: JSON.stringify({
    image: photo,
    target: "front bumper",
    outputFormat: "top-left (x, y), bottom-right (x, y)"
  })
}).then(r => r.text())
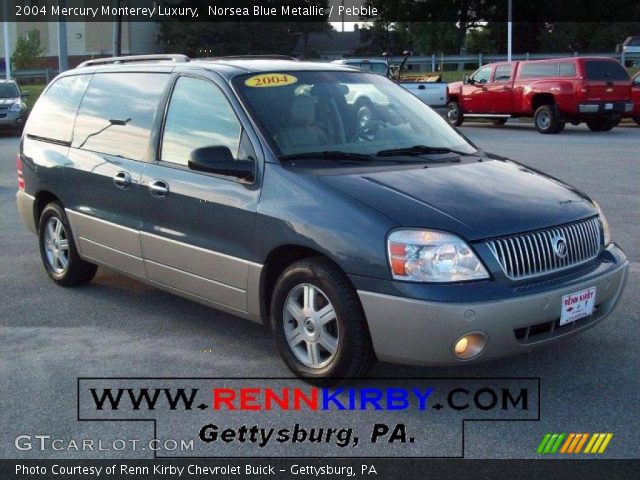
top-left (358, 247), bottom-right (628, 366)
top-left (578, 101), bottom-right (634, 115)
top-left (0, 109), bottom-right (25, 127)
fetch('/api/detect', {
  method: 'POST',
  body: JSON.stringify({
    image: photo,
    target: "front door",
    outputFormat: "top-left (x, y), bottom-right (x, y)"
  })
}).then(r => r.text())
top-left (461, 65), bottom-right (492, 113)
top-left (138, 75), bottom-right (261, 314)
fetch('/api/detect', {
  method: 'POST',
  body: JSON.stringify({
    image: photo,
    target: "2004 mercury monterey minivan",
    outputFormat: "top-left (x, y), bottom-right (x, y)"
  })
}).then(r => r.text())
top-left (16, 54), bottom-right (628, 380)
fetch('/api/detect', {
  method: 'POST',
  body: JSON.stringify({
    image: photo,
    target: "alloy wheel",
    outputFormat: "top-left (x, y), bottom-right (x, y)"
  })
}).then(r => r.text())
top-left (283, 283), bottom-right (340, 368)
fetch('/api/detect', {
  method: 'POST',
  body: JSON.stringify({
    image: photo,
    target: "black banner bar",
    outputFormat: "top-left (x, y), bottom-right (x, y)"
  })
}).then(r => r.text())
top-left (3, 459), bottom-right (639, 480)
top-left (2, 0), bottom-right (640, 23)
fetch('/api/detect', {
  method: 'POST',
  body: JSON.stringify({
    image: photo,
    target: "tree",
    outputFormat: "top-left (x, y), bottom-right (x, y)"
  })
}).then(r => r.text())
top-left (11, 30), bottom-right (44, 70)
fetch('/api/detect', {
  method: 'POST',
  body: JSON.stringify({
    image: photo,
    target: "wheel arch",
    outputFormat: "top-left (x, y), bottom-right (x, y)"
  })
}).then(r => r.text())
top-left (33, 190), bottom-right (62, 232)
top-left (530, 92), bottom-right (556, 112)
top-left (259, 244), bottom-right (355, 328)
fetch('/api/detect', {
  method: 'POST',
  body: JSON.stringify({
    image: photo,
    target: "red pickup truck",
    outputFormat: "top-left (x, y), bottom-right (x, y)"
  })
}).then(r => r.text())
top-left (447, 57), bottom-right (634, 133)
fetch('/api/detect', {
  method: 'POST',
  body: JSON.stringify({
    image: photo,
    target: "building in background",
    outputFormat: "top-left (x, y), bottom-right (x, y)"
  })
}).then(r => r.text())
top-left (0, 22), bottom-right (158, 70)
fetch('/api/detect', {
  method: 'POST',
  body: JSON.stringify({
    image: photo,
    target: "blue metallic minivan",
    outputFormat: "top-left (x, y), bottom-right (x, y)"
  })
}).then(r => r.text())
top-left (16, 55), bottom-right (628, 380)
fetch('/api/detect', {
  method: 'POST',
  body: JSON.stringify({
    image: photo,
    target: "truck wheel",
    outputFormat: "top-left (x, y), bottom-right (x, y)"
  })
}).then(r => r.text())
top-left (38, 202), bottom-right (98, 286)
top-left (634, 116), bottom-right (640, 125)
top-left (586, 117), bottom-right (615, 132)
top-left (271, 257), bottom-right (375, 383)
top-left (446, 101), bottom-right (463, 126)
top-left (492, 118), bottom-right (508, 126)
top-left (534, 105), bottom-right (561, 134)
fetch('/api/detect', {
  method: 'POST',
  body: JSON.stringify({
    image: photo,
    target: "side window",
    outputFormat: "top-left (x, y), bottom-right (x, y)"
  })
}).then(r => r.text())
top-left (559, 62), bottom-right (577, 77)
top-left (161, 77), bottom-right (242, 166)
top-left (73, 73), bottom-right (170, 161)
top-left (493, 65), bottom-right (513, 82)
top-left (520, 63), bottom-right (560, 79)
top-left (25, 75), bottom-right (90, 143)
top-left (472, 66), bottom-right (491, 84)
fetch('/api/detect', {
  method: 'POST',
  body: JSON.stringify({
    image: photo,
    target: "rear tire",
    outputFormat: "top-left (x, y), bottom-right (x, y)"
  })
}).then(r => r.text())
top-left (586, 117), bottom-right (615, 132)
top-left (534, 105), bottom-right (562, 134)
top-left (38, 202), bottom-right (97, 286)
top-left (633, 116), bottom-right (640, 126)
top-left (492, 118), bottom-right (508, 126)
top-left (270, 257), bottom-right (375, 384)
top-left (446, 101), bottom-right (463, 126)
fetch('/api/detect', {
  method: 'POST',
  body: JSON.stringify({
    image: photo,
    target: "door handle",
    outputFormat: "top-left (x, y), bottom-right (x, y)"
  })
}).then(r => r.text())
top-left (417, 85), bottom-right (426, 90)
top-left (113, 171), bottom-right (131, 189)
top-left (149, 179), bottom-right (169, 198)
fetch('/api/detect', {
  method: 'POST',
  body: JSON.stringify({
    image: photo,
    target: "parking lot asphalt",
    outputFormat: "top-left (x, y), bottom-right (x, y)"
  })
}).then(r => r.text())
top-left (1, 123), bottom-right (638, 459)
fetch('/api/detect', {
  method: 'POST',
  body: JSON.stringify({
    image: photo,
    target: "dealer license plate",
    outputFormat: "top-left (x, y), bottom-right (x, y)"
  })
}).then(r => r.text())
top-left (605, 103), bottom-right (613, 110)
top-left (560, 287), bottom-right (596, 326)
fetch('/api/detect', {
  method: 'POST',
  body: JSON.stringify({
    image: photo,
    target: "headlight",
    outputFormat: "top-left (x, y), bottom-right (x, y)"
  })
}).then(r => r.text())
top-left (9, 102), bottom-right (23, 112)
top-left (593, 202), bottom-right (611, 246)
top-left (387, 229), bottom-right (489, 282)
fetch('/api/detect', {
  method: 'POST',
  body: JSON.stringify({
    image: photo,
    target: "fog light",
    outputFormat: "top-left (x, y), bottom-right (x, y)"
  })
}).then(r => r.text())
top-left (452, 332), bottom-right (487, 360)
top-left (454, 337), bottom-right (468, 355)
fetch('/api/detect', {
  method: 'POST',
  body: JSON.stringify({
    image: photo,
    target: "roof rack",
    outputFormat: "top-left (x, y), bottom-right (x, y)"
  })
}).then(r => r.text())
top-left (77, 54), bottom-right (190, 68)
top-left (201, 55), bottom-right (299, 62)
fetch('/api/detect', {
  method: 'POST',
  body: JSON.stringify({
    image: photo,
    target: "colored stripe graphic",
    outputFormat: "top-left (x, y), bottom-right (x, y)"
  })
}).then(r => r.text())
top-left (539, 433), bottom-right (613, 454)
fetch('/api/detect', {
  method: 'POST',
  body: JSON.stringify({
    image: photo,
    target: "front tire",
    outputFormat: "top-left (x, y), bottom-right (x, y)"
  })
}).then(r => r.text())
top-left (633, 116), bottom-right (640, 126)
top-left (446, 101), bottom-right (464, 126)
top-left (38, 202), bottom-right (97, 286)
top-left (534, 105), bottom-right (562, 134)
top-left (270, 258), bottom-right (374, 383)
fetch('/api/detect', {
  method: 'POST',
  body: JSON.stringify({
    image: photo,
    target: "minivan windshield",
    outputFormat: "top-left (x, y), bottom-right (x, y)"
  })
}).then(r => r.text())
top-left (233, 71), bottom-right (476, 161)
top-left (0, 83), bottom-right (19, 98)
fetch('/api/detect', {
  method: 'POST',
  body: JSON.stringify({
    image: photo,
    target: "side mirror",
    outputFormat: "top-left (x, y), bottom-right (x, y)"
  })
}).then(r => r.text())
top-left (20, 91), bottom-right (30, 98)
top-left (189, 146), bottom-right (254, 180)
top-left (463, 74), bottom-right (470, 85)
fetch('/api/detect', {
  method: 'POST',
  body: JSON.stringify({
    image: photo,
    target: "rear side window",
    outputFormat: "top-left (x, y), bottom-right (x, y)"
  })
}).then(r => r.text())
top-left (493, 65), bottom-right (512, 82)
top-left (161, 76), bottom-right (242, 166)
top-left (25, 75), bottom-right (90, 144)
top-left (72, 73), bottom-right (170, 161)
top-left (559, 62), bottom-right (577, 76)
top-left (584, 61), bottom-right (630, 81)
top-left (519, 62), bottom-right (560, 79)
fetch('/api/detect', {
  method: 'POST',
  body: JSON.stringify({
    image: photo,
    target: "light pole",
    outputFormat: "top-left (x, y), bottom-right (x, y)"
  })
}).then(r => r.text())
top-left (507, 0), bottom-right (513, 61)
top-left (2, 0), bottom-right (11, 79)
top-left (57, 0), bottom-right (68, 73)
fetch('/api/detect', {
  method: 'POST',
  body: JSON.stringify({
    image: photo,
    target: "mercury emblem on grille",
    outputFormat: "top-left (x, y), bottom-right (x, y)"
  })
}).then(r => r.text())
top-left (552, 235), bottom-right (568, 259)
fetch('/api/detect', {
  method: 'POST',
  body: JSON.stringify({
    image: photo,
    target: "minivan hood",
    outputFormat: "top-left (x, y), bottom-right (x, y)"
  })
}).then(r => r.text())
top-left (319, 159), bottom-right (596, 241)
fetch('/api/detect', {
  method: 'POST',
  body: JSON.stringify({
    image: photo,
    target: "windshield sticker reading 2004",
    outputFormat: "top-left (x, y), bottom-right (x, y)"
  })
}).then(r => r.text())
top-left (245, 73), bottom-right (297, 88)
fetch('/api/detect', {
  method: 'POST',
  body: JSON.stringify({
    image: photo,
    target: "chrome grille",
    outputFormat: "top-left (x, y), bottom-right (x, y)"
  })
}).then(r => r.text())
top-left (486, 217), bottom-right (601, 280)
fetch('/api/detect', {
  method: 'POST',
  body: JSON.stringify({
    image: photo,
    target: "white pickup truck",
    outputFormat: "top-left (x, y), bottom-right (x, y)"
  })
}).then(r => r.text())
top-left (331, 58), bottom-right (448, 109)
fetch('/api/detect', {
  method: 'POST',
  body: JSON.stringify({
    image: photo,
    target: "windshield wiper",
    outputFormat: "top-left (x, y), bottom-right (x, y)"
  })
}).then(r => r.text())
top-left (376, 145), bottom-right (473, 159)
top-left (278, 151), bottom-right (376, 163)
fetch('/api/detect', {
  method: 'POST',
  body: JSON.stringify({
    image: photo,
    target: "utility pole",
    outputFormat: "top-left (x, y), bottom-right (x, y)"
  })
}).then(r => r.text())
top-left (2, 0), bottom-right (11, 79)
top-left (507, 0), bottom-right (513, 62)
